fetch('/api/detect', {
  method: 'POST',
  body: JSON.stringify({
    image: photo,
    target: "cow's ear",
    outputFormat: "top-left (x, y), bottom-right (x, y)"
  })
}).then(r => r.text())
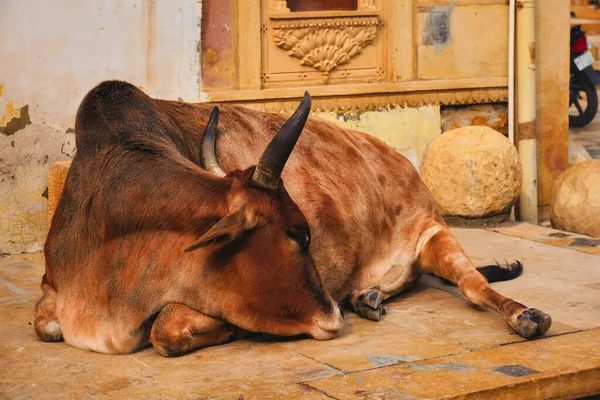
top-left (184, 207), bottom-right (254, 252)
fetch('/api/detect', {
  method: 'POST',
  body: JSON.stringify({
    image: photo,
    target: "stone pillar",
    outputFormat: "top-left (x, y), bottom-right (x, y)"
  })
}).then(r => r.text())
top-left (516, 0), bottom-right (538, 224)
top-left (535, 0), bottom-right (570, 210)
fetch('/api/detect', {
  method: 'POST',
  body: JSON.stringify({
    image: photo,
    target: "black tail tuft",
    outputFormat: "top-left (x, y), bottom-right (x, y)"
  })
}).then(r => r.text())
top-left (476, 261), bottom-right (523, 283)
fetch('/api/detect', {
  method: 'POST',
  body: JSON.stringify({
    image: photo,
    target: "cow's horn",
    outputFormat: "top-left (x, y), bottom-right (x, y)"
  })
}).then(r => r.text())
top-left (252, 92), bottom-right (311, 189)
top-left (200, 106), bottom-right (226, 177)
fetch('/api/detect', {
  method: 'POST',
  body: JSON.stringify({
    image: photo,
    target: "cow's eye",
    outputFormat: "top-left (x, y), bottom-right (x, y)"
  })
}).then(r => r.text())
top-left (286, 228), bottom-right (310, 249)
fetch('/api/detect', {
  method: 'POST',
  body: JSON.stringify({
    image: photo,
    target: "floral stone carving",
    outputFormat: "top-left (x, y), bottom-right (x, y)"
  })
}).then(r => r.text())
top-left (273, 17), bottom-right (380, 82)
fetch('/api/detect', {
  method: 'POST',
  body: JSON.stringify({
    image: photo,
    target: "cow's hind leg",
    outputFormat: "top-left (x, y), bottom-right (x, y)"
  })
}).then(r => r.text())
top-left (34, 278), bottom-right (63, 342)
top-left (150, 304), bottom-right (246, 357)
top-left (418, 226), bottom-right (552, 339)
top-left (350, 263), bottom-right (420, 321)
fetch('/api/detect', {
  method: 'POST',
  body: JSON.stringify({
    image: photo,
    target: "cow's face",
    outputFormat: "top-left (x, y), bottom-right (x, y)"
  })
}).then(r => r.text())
top-left (186, 168), bottom-right (344, 340)
top-left (189, 92), bottom-right (342, 339)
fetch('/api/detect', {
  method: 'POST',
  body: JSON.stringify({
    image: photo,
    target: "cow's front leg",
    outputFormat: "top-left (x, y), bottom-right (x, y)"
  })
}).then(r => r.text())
top-left (417, 225), bottom-right (552, 339)
top-left (34, 278), bottom-right (63, 342)
top-left (150, 304), bottom-right (246, 357)
top-left (350, 287), bottom-right (386, 321)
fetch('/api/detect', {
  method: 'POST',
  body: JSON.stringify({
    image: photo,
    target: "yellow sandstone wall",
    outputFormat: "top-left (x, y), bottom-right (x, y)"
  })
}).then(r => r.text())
top-left (416, 5), bottom-right (508, 80)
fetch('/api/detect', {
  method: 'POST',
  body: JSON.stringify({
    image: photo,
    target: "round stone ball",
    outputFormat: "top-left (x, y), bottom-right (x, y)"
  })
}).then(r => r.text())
top-left (551, 159), bottom-right (600, 238)
top-left (420, 126), bottom-right (522, 217)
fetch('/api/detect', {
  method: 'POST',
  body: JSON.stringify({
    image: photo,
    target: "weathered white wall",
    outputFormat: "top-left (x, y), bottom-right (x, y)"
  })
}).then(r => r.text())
top-left (0, 0), bottom-right (202, 253)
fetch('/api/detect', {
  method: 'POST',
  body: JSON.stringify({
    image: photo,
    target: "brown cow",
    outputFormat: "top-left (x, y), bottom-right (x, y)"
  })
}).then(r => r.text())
top-left (35, 81), bottom-right (551, 356)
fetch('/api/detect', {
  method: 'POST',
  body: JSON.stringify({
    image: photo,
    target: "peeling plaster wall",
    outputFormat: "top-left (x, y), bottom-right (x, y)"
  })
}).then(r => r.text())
top-left (0, 0), bottom-right (202, 254)
top-left (317, 106), bottom-right (441, 171)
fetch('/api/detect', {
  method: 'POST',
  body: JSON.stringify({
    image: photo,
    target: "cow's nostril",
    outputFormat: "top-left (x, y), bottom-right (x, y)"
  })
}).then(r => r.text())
top-left (333, 303), bottom-right (343, 321)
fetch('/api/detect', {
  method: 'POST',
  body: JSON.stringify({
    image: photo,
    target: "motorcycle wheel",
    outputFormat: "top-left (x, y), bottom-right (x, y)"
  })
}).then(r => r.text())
top-left (569, 77), bottom-right (598, 128)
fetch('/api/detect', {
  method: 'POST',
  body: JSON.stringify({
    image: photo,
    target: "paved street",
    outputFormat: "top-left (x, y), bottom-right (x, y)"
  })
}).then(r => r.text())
top-left (1, 224), bottom-right (599, 399)
top-left (570, 88), bottom-right (600, 159)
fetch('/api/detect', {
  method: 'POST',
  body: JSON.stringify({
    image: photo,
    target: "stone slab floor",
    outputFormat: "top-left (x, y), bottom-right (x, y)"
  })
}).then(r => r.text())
top-left (1, 224), bottom-right (599, 399)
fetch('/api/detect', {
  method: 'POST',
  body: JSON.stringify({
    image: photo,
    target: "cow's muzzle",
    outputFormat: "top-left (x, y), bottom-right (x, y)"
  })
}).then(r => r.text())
top-left (309, 303), bottom-right (344, 341)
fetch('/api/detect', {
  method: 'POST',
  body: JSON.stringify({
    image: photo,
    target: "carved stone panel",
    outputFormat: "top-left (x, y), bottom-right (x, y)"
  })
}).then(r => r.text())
top-left (201, 0), bottom-right (510, 111)
top-left (264, 14), bottom-right (385, 87)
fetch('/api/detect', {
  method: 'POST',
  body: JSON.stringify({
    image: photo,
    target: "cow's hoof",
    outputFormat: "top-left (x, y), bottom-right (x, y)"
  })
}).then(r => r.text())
top-left (34, 317), bottom-right (64, 342)
top-left (355, 288), bottom-right (386, 321)
top-left (511, 308), bottom-right (552, 339)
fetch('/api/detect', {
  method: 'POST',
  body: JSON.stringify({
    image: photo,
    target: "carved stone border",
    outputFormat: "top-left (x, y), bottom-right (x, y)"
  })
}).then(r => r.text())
top-left (221, 88), bottom-right (509, 114)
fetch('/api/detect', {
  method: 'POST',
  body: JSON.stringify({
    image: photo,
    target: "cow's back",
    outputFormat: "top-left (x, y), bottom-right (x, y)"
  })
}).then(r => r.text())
top-left (156, 101), bottom-right (440, 300)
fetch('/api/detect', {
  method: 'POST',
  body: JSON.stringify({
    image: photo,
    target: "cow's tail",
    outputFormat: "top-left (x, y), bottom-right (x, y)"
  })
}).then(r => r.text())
top-left (476, 261), bottom-right (523, 283)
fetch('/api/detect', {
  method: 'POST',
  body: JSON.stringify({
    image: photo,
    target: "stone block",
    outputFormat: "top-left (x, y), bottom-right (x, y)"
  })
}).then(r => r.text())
top-left (551, 159), bottom-right (600, 238)
top-left (47, 161), bottom-right (71, 226)
top-left (420, 126), bottom-right (521, 217)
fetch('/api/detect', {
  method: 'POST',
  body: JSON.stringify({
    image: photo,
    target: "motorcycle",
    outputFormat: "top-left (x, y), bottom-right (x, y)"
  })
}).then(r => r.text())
top-left (570, 25), bottom-right (600, 128)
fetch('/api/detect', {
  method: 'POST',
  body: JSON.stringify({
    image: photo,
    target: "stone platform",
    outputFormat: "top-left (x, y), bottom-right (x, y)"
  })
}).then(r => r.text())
top-left (1, 224), bottom-right (599, 399)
